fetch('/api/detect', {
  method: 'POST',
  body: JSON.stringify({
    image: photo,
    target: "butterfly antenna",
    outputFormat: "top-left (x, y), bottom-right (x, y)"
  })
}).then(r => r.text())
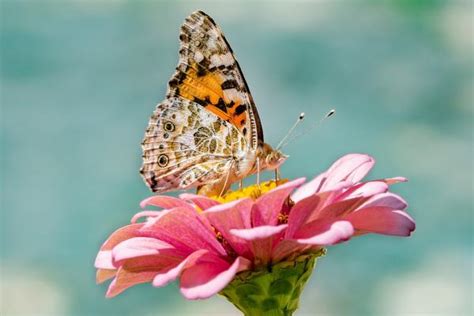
top-left (279, 109), bottom-right (336, 149)
top-left (276, 112), bottom-right (306, 150)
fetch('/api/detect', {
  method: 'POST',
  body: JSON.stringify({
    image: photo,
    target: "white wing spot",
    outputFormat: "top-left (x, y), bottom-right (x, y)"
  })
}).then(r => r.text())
top-left (194, 51), bottom-right (204, 63)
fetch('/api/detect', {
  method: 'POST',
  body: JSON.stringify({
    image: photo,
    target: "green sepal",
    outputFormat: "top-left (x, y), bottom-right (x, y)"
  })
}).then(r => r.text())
top-left (220, 249), bottom-right (326, 316)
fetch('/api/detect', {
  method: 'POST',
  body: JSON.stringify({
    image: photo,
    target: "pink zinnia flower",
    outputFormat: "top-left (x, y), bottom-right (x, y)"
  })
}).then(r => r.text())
top-left (95, 154), bottom-right (415, 314)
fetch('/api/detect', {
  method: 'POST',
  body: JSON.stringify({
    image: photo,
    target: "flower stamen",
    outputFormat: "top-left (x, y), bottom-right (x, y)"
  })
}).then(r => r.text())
top-left (209, 179), bottom-right (289, 203)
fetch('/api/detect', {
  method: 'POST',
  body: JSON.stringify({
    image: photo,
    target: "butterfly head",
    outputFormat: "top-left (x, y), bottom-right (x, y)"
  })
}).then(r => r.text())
top-left (260, 143), bottom-right (288, 170)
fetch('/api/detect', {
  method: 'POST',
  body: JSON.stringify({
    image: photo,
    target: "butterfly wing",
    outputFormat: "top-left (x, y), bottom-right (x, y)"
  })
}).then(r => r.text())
top-left (140, 97), bottom-right (247, 192)
top-left (167, 10), bottom-right (264, 150)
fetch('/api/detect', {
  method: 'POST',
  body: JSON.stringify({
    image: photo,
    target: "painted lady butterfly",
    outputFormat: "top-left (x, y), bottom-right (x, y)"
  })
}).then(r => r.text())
top-left (140, 11), bottom-right (286, 196)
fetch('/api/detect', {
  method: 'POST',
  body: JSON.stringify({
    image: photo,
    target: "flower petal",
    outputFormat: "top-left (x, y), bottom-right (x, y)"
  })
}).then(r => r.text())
top-left (104, 238), bottom-right (188, 295)
top-left (95, 250), bottom-right (115, 270)
top-left (272, 239), bottom-right (309, 263)
top-left (296, 220), bottom-right (354, 245)
top-left (179, 193), bottom-right (220, 210)
top-left (337, 181), bottom-right (388, 200)
top-left (96, 269), bottom-right (116, 284)
top-left (231, 225), bottom-right (288, 265)
top-left (230, 224), bottom-right (288, 241)
top-left (324, 154), bottom-right (374, 185)
top-left (152, 249), bottom-right (209, 287)
top-left (95, 223), bottom-right (143, 269)
top-left (111, 237), bottom-right (183, 263)
top-left (131, 211), bottom-right (164, 224)
top-left (140, 207), bottom-right (227, 256)
top-left (291, 154), bottom-right (373, 202)
top-left (291, 173), bottom-right (326, 202)
top-left (140, 195), bottom-right (193, 210)
top-left (382, 177), bottom-right (407, 185)
top-left (344, 206), bottom-right (416, 236)
top-left (204, 198), bottom-right (254, 258)
top-left (253, 178), bottom-right (306, 226)
top-left (358, 192), bottom-right (408, 210)
top-left (286, 194), bottom-right (324, 238)
top-left (180, 256), bottom-right (244, 300)
top-left (106, 267), bottom-right (159, 298)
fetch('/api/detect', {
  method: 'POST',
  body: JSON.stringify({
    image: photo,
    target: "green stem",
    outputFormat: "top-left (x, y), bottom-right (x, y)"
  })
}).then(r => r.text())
top-left (220, 250), bottom-right (326, 316)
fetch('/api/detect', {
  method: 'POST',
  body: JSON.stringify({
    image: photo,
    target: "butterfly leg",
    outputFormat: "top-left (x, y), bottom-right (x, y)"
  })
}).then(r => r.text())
top-left (256, 157), bottom-right (261, 187)
top-left (274, 168), bottom-right (281, 182)
top-left (239, 180), bottom-right (243, 191)
top-left (219, 162), bottom-right (234, 198)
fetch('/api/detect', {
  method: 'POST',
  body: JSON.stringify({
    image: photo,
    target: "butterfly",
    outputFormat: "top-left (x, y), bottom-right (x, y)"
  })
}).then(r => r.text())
top-left (140, 10), bottom-right (287, 196)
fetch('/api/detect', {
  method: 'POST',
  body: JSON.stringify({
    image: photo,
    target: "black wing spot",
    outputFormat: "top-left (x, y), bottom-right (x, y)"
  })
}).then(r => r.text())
top-left (193, 96), bottom-right (208, 106)
top-left (163, 121), bottom-right (175, 132)
top-left (221, 79), bottom-right (238, 90)
top-left (158, 154), bottom-right (169, 167)
top-left (215, 98), bottom-right (228, 113)
top-left (234, 104), bottom-right (247, 116)
top-left (196, 64), bottom-right (207, 77)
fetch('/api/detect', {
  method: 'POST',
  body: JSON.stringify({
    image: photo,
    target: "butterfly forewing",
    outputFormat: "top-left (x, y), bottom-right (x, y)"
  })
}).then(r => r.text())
top-left (167, 10), bottom-right (263, 149)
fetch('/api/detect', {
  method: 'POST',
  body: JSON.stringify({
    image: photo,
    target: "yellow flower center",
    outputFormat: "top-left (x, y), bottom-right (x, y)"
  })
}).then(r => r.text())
top-left (209, 179), bottom-right (288, 203)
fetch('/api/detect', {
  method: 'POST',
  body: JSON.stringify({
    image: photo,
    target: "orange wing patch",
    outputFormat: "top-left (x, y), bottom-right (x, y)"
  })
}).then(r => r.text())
top-left (178, 63), bottom-right (248, 130)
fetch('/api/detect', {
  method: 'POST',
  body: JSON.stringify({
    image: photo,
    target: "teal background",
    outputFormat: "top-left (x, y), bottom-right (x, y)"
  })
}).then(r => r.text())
top-left (1, 1), bottom-right (472, 315)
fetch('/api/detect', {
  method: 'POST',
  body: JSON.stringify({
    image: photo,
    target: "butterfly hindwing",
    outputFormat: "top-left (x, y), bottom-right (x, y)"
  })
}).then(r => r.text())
top-left (167, 10), bottom-right (264, 150)
top-left (140, 96), bottom-right (246, 192)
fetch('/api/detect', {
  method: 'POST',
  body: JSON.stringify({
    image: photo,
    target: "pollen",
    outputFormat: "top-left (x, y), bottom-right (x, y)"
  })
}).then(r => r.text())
top-left (277, 213), bottom-right (289, 224)
top-left (209, 179), bottom-right (289, 203)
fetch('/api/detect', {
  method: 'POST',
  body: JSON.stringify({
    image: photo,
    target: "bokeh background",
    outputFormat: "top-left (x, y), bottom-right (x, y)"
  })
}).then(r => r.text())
top-left (1, 0), bottom-right (472, 315)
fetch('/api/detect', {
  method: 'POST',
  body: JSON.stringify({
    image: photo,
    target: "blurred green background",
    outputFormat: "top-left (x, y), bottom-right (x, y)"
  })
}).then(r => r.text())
top-left (1, 0), bottom-right (472, 315)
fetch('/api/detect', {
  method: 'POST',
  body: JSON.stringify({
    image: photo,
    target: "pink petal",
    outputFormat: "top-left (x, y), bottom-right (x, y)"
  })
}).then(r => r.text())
top-left (106, 267), bottom-right (159, 298)
top-left (106, 253), bottom-right (186, 297)
top-left (344, 206), bottom-right (415, 236)
top-left (131, 211), bottom-right (164, 224)
top-left (337, 181), bottom-right (388, 200)
top-left (95, 251), bottom-right (115, 270)
top-left (296, 220), bottom-right (354, 245)
top-left (358, 192), bottom-right (408, 211)
top-left (382, 177), bottom-right (407, 185)
top-left (95, 224), bottom-right (143, 269)
top-left (292, 175), bottom-right (355, 204)
top-left (140, 195), bottom-right (193, 210)
top-left (96, 269), bottom-right (116, 284)
top-left (230, 224), bottom-right (288, 241)
top-left (152, 249), bottom-right (209, 287)
top-left (180, 256), bottom-right (243, 300)
top-left (291, 173), bottom-right (326, 202)
top-left (286, 194), bottom-right (325, 239)
top-left (272, 239), bottom-right (309, 263)
top-left (112, 237), bottom-right (182, 263)
top-left (321, 154), bottom-right (375, 191)
top-left (231, 225), bottom-right (288, 265)
top-left (203, 198), bottom-right (254, 258)
top-left (180, 193), bottom-right (220, 210)
top-left (98, 224), bottom-right (143, 251)
top-left (311, 196), bottom-right (366, 223)
top-left (253, 178), bottom-right (306, 226)
top-left (106, 247), bottom-right (207, 297)
top-left (140, 207), bottom-right (227, 256)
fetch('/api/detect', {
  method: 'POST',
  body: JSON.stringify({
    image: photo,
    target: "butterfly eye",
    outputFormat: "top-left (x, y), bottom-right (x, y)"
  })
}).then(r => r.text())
top-left (158, 154), bottom-right (169, 167)
top-left (163, 121), bottom-right (175, 132)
